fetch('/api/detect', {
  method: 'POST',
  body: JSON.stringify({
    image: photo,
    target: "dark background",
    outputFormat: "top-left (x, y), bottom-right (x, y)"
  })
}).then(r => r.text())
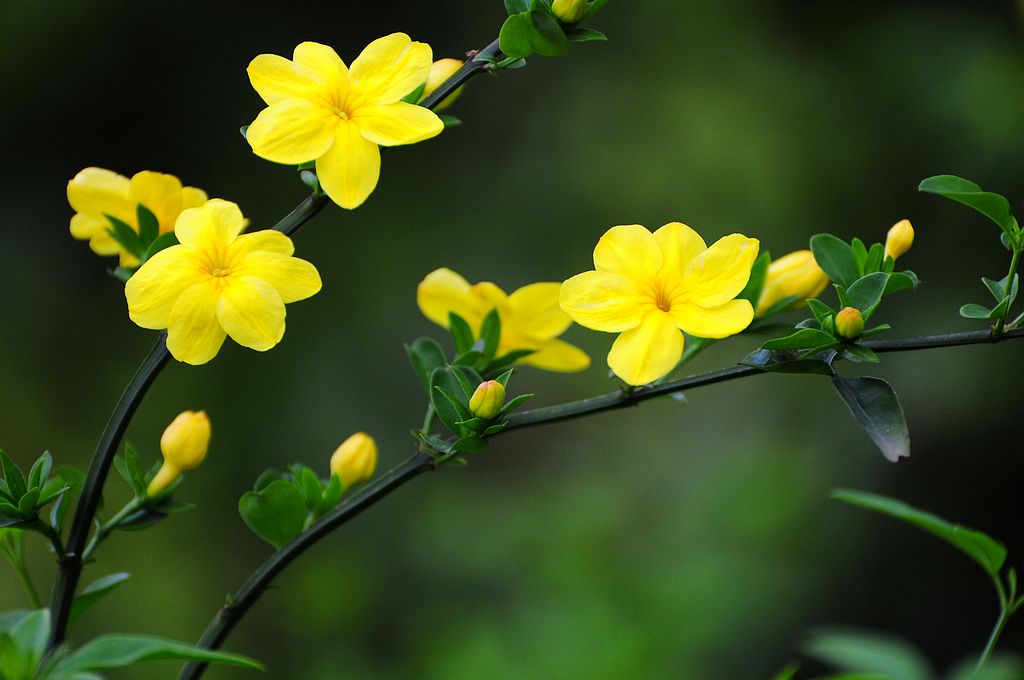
top-left (1, 1), bottom-right (1023, 677)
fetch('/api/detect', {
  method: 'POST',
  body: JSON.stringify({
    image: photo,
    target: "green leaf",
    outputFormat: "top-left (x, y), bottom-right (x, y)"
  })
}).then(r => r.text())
top-left (0, 502), bottom-right (23, 520)
top-left (738, 251), bottom-right (770, 305)
top-left (833, 489), bottom-right (1007, 577)
top-left (479, 309), bottom-right (501, 362)
top-left (0, 451), bottom-right (26, 500)
top-left (832, 376), bottom-right (909, 462)
top-left (55, 635), bottom-right (263, 672)
top-left (55, 466), bottom-right (85, 497)
top-left (500, 393), bottom-right (535, 415)
top-left (864, 242), bottom-right (884, 276)
top-left (451, 365), bottom-right (481, 399)
top-left (499, 10), bottom-right (571, 59)
top-left (451, 436), bottom-right (489, 453)
top-left (17, 488), bottom-right (40, 517)
top-left (883, 271), bottom-right (919, 296)
top-left (741, 349), bottom-right (836, 375)
top-left (104, 215), bottom-right (145, 259)
top-left (495, 368), bottom-right (514, 388)
top-left (919, 175), bottom-right (1018, 239)
top-left (566, 27), bottom-right (608, 42)
top-left (298, 467), bottom-right (323, 512)
top-left (317, 475), bottom-right (344, 516)
top-left (136, 204), bottom-right (159, 247)
top-left (399, 82), bottom-right (426, 104)
top-left (806, 299), bottom-right (836, 326)
top-left (239, 480), bottom-right (307, 550)
top-left (982, 276), bottom-right (1005, 302)
top-left (10, 609), bottom-right (49, 667)
top-left (27, 452), bottom-right (52, 491)
top-left (841, 345), bottom-right (879, 364)
top-left (70, 573), bottom-right (131, 627)
top-left (851, 238), bottom-right (868, 275)
top-left (484, 348), bottom-right (536, 374)
top-left (960, 303), bottom-right (993, 320)
top-left (452, 349), bottom-right (483, 366)
top-left (439, 114), bottom-right (462, 128)
top-left (845, 272), bottom-right (889, 319)
top-left (504, 0), bottom-right (530, 13)
top-left (803, 629), bottom-right (932, 680)
top-left (0, 610), bottom-right (30, 635)
top-left (762, 328), bottom-right (836, 350)
top-left (141, 232), bottom-right (179, 264)
top-left (811, 234), bottom-right (860, 288)
top-left (430, 367), bottom-right (473, 434)
top-left (448, 313), bottom-right (474, 354)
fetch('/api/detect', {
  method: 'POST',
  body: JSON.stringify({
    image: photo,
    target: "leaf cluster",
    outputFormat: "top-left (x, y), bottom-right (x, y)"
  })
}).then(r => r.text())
top-left (498, 0), bottom-right (607, 60)
top-left (106, 205), bottom-right (178, 282)
top-left (239, 464), bottom-right (345, 550)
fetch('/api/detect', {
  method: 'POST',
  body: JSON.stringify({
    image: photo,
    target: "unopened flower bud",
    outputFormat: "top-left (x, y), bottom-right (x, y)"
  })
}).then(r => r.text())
top-left (884, 219), bottom-right (914, 261)
top-left (469, 380), bottom-right (505, 419)
top-left (552, 0), bottom-right (589, 23)
top-left (835, 307), bottom-right (865, 339)
top-left (147, 410), bottom-right (211, 497)
top-left (330, 432), bottom-right (378, 487)
top-left (754, 250), bottom-right (829, 317)
top-left (419, 58), bottom-right (464, 112)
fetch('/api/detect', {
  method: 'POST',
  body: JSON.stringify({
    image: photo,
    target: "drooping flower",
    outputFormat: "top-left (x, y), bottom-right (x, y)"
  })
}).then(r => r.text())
top-left (67, 167), bottom-right (207, 265)
top-left (330, 433), bottom-right (378, 487)
top-left (125, 199), bottom-right (322, 365)
top-left (754, 249), bottom-right (829, 317)
top-left (148, 410), bottom-right (211, 497)
top-left (417, 268), bottom-right (590, 372)
top-left (246, 35), bottom-right (444, 210)
top-left (560, 223), bottom-right (759, 385)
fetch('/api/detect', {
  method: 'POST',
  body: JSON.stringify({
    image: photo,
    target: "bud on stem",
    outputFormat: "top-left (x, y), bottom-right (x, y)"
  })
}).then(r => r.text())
top-left (835, 307), bottom-right (865, 339)
top-left (330, 432), bottom-right (378, 487)
top-left (147, 410), bottom-right (211, 497)
top-left (552, 0), bottom-right (588, 23)
top-left (469, 380), bottom-right (505, 419)
top-left (884, 219), bottom-right (914, 261)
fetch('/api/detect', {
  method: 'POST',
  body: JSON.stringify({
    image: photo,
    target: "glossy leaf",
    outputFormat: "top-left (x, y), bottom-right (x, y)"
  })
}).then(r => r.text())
top-left (430, 367), bottom-right (473, 434)
top-left (136, 204), bottom-right (159, 246)
top-left (0, 451), bottom-right (26, 500)
top-left (762, 328), bottom-right (836, 351)
top-left (26, 452), bottom-right (52, 491)
top-left (811, 234), bottom-right (860, 288)
top-left (566, 27), bottom-right (608, 42)
top-left (831, 376), bottom-right (909, 462)
top-left (479, 309), bottom-right (501, 362)
top-left (69, 573), bottom-right (131, 627)
top-left (803, 629), bottom-right (932, 680)
top-left (504, 0), bottom-right (530, 12)
top-left (105, 215), bottom-right (145, 259)
top-left (448, 313), bottom-right (474, 354)
top-left (960, 303), bottom-right (992, 320)
top-left (738, 251), bottom-right (770, 304)
top-left (55, 634), bottom-right (263, 672)
top-left (833, 489), bottom-right (1007, 577)
top-left (499, 10), bottom-right (571, 58)
top-left (845, 272), bottom-right (889, 319)
top-left (919, 175), bottom-right (1018, 239)
top-left (239, 480), bottom-right (307, 550)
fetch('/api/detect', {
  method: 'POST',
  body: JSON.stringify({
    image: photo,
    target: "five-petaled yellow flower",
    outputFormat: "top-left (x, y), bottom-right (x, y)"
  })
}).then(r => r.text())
top-left (417, 268), bottom-right (590, 372)
top-left (68, 167), bottom-right (207, 266)
top-left (125, 199), bottom-right (322, 365)
top-left (246, 35), bottom-right (444, 210)
top-left (560, 223), bottom-right (759, 385)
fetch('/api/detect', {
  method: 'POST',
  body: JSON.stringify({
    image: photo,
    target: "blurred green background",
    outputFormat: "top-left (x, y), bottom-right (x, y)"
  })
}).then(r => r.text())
top-left (2, 0), bottom-right (1023, 677)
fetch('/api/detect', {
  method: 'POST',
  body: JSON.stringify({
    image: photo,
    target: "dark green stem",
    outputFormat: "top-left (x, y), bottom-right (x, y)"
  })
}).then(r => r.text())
top-left (272, 193), bottom-right (330, 237)
top-left (47, 335), bottom-right (171, 648)
top-left (177, 452), bottom-right (435, 680)
top-left (419, 39), bottom-right (503, 110)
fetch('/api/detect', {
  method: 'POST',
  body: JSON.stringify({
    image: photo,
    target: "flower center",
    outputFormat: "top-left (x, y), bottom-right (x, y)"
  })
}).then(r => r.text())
top-left (333, 106), bottom-right (349, 120)
top-left (654, 287), bottom-right (673, 312)
top-left (211, 267), bottom-right (231, 278)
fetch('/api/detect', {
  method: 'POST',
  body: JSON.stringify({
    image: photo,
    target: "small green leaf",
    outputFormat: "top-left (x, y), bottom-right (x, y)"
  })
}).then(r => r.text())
top-left (136, 204), bottom-right (160, 247)
top-left (919, 175), bottom-right (1018, 239)
top-left (105, 215), bottom-right (145, 259)
top-left (0, 451), bottom-right (26, 500)
top-left (451, 365), bottom-right (481, 399)
top-left (738, 251), bottom-right (770, 305)
top-left (741, 349), bottom-right (836, 375)
top-left (55, 634), bottom-right (263, 672)
top-left (762, 328), bottom-right (836, 350)
top-left (845, 272), bottom-right (889, 319)
top-left (17, 489), bottom-right (40, 518)
top-left (430, 367), bottom-right (473, 434)
top-left (499, 10), bottom-right (571, 58)
top-left (504, 0), bottom-right (530, 13)
top-left (833, 489), bottom-right (1007, 577)
top-left (811, 234), bottom-right (860, 288)
top-left (252, 469), bottom-right (284, 493)
top-left (500, 393), bottom-right (535, 415)
top-left (10, 609), bottom-right (49, 666)
top-left (26, 452), bottom-right (52, 491)
top-left (806, 299), bottom-right (836, 326)
top-left (239, 480), bottom-right (307, 550)
top-left (803, 628), bottom-right (933, 680)
top-left (484, 348), bottom-right (536, 373)
top-left (982, 276), bottom-right (1005, 301)
top-left (70, 572), bottom-right (131, 626)
top-left (317, 475), bottom-right (344, 516)
top-left (495, 368), bottom-right (514, 388)
top-left (864, 242), bottom-right (884, 275)
top-left (831, 377), bottom-right (909, 462)
top-left (960, 303), bottom-right (992, 320)
top-left (439, 114), bottom-right (462, 128)
top-left (851, 238), bottom-right (868, 275)
top-left (883, 270), bottom-right (919, 296)
top-left (566, 27), bottom-right (608, 42)
top-left (400, 82), bottom-right (426, 104)
top-left (841, 345), bottom-right (879, 364)
top-left (299, 467), bottom-right (323, 512)
top-left (451, 436), bottom-right (489, 453)
top-left (141, 232), bottom-right (178, 264)
top-left (479, 309), bottom-right (501, 362)
top-left (448, 313), bottom-right (475, 354)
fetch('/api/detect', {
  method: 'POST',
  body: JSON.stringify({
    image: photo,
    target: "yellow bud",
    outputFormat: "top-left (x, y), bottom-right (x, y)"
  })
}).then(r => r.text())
top-left (552, 0), bottom-right (589, 23)
top-left (419, 58), bottom-right (464, 113)
top-left (884, 219), bottom-right (914, 261)
top-left (835, 306), bottom-right (865, 339)
top-left (147, 410), bottom-right (211, 497)
top-left (330, 433), bottom-right (378, 487)
top-left (754, 250), bottom-right (829, 317)
top-left (469, 380), bottom-right (505, 419)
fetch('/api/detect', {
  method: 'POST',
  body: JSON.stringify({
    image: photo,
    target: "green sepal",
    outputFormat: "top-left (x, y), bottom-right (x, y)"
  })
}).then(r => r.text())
top-left (495, 368), bottom-right (514, 388)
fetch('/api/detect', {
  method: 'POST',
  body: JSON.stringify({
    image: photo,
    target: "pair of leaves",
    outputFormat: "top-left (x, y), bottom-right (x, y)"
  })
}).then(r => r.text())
top-left (811, 235), bottom-right (919, 312)
top-left (106, 205), bottom-right (179, 282)
top-left (961, 274), bottom-right (1019, 322)
top-left (239, 466), bottom-right (343, 549)
top-left (0, 451), bottom-right (69, 525)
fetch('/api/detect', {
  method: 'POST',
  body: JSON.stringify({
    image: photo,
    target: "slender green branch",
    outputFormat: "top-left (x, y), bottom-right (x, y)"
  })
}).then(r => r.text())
top-left (5, 541), bottom-right (41, 609)
top-left (176, 452), bottom-right (435, 680)
top-left (82, 497), bottom-right (144, 560)
top-left (47, 334), bottom-right (171, 648)
top-left (976, 607), bottom-right (1010, 674)
top-left (993, 247), bottom-right (1021, 335)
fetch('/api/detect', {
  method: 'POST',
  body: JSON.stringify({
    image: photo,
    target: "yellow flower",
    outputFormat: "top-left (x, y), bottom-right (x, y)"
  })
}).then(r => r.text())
top-left (67, 167), bottom-right (207, 266)
top-left (419, 58), bottom-right (464, 112)
top-left (754, 249), bottom-right (829, 317)
top-left (469, 380), bottom-right (505, 419)
top-left (417, 268), bottom-right (590, 372)
top-left (884, 219), bottom-right (914, 261)
top-left (560, 223), bottom-right (759, 385)
top-left (330, 432), bottom-right (378, 487)
top-left (125, 199), bottom-right (322, 365)
top-left (148, 410), bottom-right (211, 497)
top-left (835, 306), bottom-right (865, 339)
top-left (246, 35), bottom-right (444, 210)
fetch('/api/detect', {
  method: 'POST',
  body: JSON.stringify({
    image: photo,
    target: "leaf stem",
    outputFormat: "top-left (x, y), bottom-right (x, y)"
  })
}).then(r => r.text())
top-left (82, 497), bottom-right (144, 560)
top-left (993, 246), bottom-right (1021, 335)
top-left (5, 540), bottom-right (41, 609)
top-left (976, 606), bottom-right (1010, 674)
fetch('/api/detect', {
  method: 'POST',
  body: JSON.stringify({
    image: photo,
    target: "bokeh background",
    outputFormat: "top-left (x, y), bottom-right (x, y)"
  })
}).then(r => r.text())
top-left (2, 0), bottom-right (1023, 677)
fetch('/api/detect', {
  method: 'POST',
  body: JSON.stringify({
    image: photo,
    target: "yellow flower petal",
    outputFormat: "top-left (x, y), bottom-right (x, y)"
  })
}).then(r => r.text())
top-left (417, 268), bottom-right (490, 329)
top-left (349, 33), bottom-right (432, 105)
top-left (559, 270), bottom-right (647, 332)
top-left (166, 281), bottom-right (227, 366)
top-left (88, 229), bottom-right (123, 257)
top-left (353, 102), bottom-right (443, 146)
top-left (247, 53), bottom-right (325, 105)
top-left (70, 213), bottom-right (107, 240)
top-left (247, 98), bottom-right (338, 165)
top-left (315, 121), bottom-right (381, 209)
top-left (653, 222), bottom-right (707, 282)
top-left (507, 282), bottom-right (573, 339)
top-left (181, 186), bottom-right (208, 211)
top-left (236, 251), bottom-right (322, 303)
top-left (229, 230), bottom-right (295, 259)
top-left (293, 41), bottom-right (348, 96)
top-left (129, 171), bottom-right (183, 232)
top-left (593, 224), bottom-right (663, 284)
top-left (607, 312), bottom-right (683, 385)
top-left (216, 276), bottom-right (286, 351)
top-left (125, 245), bottom-right (204, 329)
top-left (67, 167), bottom-right (132, 222)
top-left (175, 199), bottom-right (248, 250)
top-left (681, 234), bottom-right (760, 307)
top-left (668, 299), bottom-right (754, 339)
top-left (522, 338), bottom-right (590, 372)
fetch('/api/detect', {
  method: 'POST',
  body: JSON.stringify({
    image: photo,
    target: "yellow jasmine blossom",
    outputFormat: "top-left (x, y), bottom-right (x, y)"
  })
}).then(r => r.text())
top-left (417, 268), bottom-right (590, 372)
top-left (469, 380), bottom-right (505, 419)
top-left (560, 223), bottom-right (759, 385)
top-left (330, 432), bottom-right (378, 487)
top-left (884, 219), bottom-right (914, 261)
top-left (754, 249), bottom-right (829, 317)
top-left (246, 35), bottom-right (444, 210)
top-left (148, 410), bottom-right (211, 497)
top-left (67, 167), bottom-right (207, 266)
top-left (125, 199), bottom-right (322, 365)
top-left (419, 58), bottom-right (464, 112)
